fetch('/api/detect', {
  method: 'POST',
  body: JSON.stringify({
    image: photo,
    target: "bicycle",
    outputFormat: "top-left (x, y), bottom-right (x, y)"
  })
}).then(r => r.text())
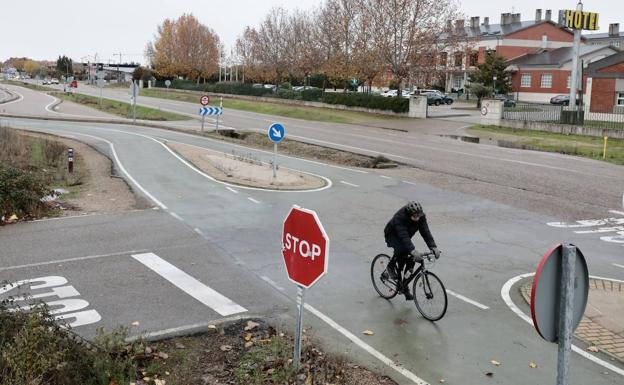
top-left (371, 251), bottom-right (448, 321)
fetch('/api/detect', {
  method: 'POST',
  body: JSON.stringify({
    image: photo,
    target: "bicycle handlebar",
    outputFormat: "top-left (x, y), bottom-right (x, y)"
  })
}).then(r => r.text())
top-left (412, 250), bottom-right (441, 261)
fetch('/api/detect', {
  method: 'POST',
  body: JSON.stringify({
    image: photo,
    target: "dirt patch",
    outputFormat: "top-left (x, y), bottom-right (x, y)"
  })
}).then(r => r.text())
top-left (168, 142), bottom-right (327, 190)
top-left (139, 319), bottom-right (397, 385)
top-left (205, 131), bottom-right (397, 169)
top-left (20, 131), bottom-right (149, 216)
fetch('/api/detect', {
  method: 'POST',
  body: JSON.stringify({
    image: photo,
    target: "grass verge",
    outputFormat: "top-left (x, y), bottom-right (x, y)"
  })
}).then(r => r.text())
top-left (1, 80), bottom-right (57, 92)
top-left (140, 88), bottom-right (405, 124)
top-left (202, 130), bottom-right (396, 169)
top-left (0, 127), bottom-right (86, 221)
top-left (469, 125), bottom-right (624, 165)
top-left (54, 93), bottom-right (191, 121)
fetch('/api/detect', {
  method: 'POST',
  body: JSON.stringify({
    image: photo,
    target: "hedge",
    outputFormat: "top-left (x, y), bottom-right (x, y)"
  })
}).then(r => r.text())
top-left (321, 92), bottom-right (409, 113)
top-left (155, 81), bottom-right (408, 112)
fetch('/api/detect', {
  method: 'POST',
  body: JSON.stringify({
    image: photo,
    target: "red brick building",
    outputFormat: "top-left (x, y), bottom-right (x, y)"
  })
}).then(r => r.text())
top-left (506, 45), bottom-right (619, 103)
top-left (440, 9), bottom-right (578, 92)
top-left (586, 51), bottom-right (624, 113)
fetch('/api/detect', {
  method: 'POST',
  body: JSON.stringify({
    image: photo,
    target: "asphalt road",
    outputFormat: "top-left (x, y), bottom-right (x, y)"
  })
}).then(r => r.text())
top-left (1, 114), bottom-right (623, 384)
top-left (1, 85), bottom-right (624, 384)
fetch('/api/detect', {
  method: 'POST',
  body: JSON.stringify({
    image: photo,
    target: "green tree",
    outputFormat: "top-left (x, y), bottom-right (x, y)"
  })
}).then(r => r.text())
top-left (468, 52), bottom-right (511, 95)
top-left (56, 55), bottom-right (73, 76)
top-left (466, 83), bottom-right (492, 108)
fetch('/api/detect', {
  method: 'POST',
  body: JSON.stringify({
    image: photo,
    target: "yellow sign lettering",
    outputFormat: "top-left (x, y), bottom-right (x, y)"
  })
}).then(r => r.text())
top-left (565, 10), bottom-right (574, 28)
top-left (582, 12), bottom-right (590, 29)
top-left (574, 11), bottom-right (582, 29)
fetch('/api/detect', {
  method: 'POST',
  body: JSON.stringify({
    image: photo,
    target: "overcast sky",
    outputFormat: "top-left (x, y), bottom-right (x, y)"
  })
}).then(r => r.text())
top-left (1, 1), bottom-right (620, 65)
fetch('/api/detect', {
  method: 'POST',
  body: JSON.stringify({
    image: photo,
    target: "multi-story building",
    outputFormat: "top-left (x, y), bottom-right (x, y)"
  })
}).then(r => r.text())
top-left (440, 9), bottom-right (577, 93)
top-left (585, 24), bottom-right (624, 49)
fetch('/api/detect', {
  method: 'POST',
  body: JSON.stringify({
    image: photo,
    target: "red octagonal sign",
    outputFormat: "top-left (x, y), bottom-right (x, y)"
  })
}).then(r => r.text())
top-left (282, 206), bottom-right (329, 288)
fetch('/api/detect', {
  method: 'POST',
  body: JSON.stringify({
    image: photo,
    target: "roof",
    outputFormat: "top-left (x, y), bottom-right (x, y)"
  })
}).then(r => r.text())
top-left (587, 51), bottom-right (624, 78)
top-left (440, 20), bottom-right (568, 40)
top-left (584, 32), bottom-right (624, 40)
top-left (507, 45), bottom-right (618, 67)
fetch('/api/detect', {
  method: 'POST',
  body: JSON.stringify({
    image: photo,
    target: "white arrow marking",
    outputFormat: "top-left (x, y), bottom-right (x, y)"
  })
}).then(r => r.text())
top-left (271, 127), bottom-right (282, 138)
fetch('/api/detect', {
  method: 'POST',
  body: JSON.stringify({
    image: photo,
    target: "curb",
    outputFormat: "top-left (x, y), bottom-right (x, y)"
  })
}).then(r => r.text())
top-left (0, 89), bottom-right (20, 105)
top-left (520, 279), bottom-right (624, 363)
top-left (126, 314), bottom-right (263, 343)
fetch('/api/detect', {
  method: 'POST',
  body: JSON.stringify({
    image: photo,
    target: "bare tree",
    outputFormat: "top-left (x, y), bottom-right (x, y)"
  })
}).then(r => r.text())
top-left (362, 0), bottom-right (460, 95)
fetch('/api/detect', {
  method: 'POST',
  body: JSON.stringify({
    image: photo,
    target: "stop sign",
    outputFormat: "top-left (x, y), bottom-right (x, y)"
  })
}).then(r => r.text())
top-left (282, 206), bottom-right (329, 288)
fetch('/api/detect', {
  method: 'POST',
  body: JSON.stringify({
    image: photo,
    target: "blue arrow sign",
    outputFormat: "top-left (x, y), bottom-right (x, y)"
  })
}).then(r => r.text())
top-left (199, 107), bottom-right (223, 116)
top-left (268, 123), bottom-right (285, 143)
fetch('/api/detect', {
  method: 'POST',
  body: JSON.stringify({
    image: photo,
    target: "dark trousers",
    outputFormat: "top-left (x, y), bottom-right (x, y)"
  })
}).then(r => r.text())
top-left (386, 240), bottom-right (415, 282)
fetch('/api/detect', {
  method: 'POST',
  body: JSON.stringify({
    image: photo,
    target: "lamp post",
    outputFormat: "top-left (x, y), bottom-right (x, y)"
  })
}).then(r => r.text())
top-left (492, 75), bottom-right (497, 97)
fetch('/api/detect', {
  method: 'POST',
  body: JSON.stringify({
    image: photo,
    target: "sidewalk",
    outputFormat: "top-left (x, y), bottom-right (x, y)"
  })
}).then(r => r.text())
top-left (521, 278), bottom-right (624, 362)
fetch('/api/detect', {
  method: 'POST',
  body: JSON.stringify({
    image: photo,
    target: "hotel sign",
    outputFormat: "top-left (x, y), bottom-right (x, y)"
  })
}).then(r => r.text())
top-left (560, 9), bottom-right (599, 31)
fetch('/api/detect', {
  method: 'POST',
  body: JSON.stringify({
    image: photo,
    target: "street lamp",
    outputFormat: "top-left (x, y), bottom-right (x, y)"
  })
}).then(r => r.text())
top-left (492, 75), bottom-right (497, 97)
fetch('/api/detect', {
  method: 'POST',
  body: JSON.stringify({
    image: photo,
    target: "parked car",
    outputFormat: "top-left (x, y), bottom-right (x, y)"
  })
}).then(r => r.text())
top-left (417, 90), bottom-right (453, 105)
top-left (42, 79), bottom-right (51, 85)
top-left (425, 93), bottom-right (444, 106)
top-left (70, 80), bottom-right (78, 88)
top-left (549, 94), bottom-right (581, 106)
top-left (293, 86), bottom-right (319, 92)
top-left (380, 89), bottom-right (397, 98)
top-left (50, 78), bottom-right (59, 84)
top-left (494, 95), bottom-right (517, 107)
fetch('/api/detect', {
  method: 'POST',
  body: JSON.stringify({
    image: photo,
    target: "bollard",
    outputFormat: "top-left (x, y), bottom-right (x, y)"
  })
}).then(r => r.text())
top-left (603, 136), bottom-right (608, 160)
top-left (67, 148), bottom-right (74, 174)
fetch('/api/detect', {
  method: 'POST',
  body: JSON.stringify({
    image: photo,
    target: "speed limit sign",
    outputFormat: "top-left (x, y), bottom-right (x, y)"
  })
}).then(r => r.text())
top-left (200, 95), bottom-right (210, 106)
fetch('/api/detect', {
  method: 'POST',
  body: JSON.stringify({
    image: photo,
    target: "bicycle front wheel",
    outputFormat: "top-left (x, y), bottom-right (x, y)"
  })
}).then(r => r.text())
top-left (371, 254), bottom-right (398, 299)
top-left (412, 271), bottom-right (447, 321)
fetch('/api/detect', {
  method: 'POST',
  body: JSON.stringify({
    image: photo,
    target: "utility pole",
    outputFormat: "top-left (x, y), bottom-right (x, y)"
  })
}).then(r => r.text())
top-left (569, 1), bottom-right (583, 110)
top-left (115, 52), bottom-right (122, 84)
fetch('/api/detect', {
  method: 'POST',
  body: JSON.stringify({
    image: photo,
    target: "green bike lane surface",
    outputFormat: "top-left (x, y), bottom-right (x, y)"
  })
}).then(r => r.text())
top-left (3, 119), bottom-right (623, 384)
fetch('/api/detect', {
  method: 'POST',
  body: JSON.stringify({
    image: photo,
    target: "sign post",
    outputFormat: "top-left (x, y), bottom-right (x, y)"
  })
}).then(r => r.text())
top-left (199, 106), bottom-right (223, 133)
top-left (67, 148), bottom-right (74, 174)
top-left (131, 81), bottom-right (139, 124)
top-left (568, 2), bottom-right (583, 110)
top-left (268, 123), bottom-right (285, 178)
top-left (530, 243), bottom-right (589, 385)
top-left (282, 206), bottom-right (329, 369)
top-left (200, 95), bottom-right (210, 133)
top-left (165, 79), bottom-right (171, 91)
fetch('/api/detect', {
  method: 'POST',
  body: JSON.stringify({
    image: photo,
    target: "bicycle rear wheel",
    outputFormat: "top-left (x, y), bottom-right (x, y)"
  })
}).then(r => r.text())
top-left (412, 271), bottom-right (447, 321)
top-left (371, 254), bottom-right (399, 299)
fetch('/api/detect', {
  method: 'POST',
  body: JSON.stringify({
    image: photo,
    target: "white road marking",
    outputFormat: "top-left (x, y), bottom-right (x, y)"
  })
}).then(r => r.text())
top-left (609, 210), bottom-right (624, 216)
top-left (501, 273), bottom-right (624, 376)
top-left (61, 132), bottom-right (167, 209)
top-left (169, 212), bottom-right (184, 222)
top-left (305, 304), bottom-right (430, 385)
top-left (0, 88), bottom-right (24, 106)
top-left (613, 263), bottom-right (624, 270)
top-left (132, 252), bottom-right (247, 316)
top-left (340, 180), bottom-right (359, 187)
top-left (247, 197), bottom-right (261, 204)
top-left (193, 228), bottom-right (206, 237)
top-left (446, 289), bottom-right (489, 310)
top-left (126, 314), bottom-right (252, 342)
top-left (380, 175), bottom-right (392, 179)
top-left (402, 180), bottom-right (418, 186)
top-left (261, 276), bottom-right (285, 291)
top-left (575, 226), bottom-right (624, 234)
top-left (0, 249), bottom-right (148, 272)
top-left (226, 186), bottom-right (239, 194)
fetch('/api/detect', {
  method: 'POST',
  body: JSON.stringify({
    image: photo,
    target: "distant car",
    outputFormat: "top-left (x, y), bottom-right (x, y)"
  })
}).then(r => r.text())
top-left (42, 79), bottom-right (51, 85)
top-left (50, 78), bottom-right (59, 84)
top-left (380, 89), bottom-right (397, 98)
top-left (425, 93), bottom-right (443, 106)
top-left (293, 86), bottom-right (319, 92)
top-left (549, 94), bottom-right (581, 106)
top-left (70, 80), bottom-right (78, 88)
top-left (419, 90), bottom-right (453, 105)
top-left (495, 95), bottom-right (516, 107)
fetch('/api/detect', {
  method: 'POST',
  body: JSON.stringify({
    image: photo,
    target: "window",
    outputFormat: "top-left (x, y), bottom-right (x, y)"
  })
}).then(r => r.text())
top-left (566, 75), bottom-right (571, 89)
top-left (521, 74), bottom-right (531, 87)
top-left (540, 74), bottom-right (552, 88)
top-left (439, 52), bottom-right (448, 66)
top-left (454, 52), bottom-right (463, 67)
top-left (469, 51), bottom-right (479, 67)
top-left (617, 92), bottom-right (624, 106)
top-left (453, 76), bottom-right (462, 89)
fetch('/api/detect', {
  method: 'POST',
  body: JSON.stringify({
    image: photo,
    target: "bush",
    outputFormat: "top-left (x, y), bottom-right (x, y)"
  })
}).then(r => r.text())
top-left (301, 89), bottom-right (323, 101)
top-left (321, 92), bottom-right (409, 113)
top-left (0, 165), bottom-right (49, 219)
top-left (0, 298), bottom-right (141, 385)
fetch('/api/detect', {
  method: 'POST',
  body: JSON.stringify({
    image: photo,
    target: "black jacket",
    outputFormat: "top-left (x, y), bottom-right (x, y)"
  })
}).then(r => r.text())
top-left (384, 205), bottom-right (436, 252)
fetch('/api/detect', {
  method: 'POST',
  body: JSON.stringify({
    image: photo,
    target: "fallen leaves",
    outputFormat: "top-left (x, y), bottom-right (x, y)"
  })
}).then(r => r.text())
top-left (362, 330), bottom-right (374, 336)
top-left (219, 345), bottom-right (233, 352)
top-left (131, 321), bottom-right (140, 327)
top-left (244, 320), bottom-right (260, 331)
top-left (587, 346), bottom-right (600, 353)
top-left (490, 360), bottom-right (501, 367)
top-left (529, 362), bottom-right (537, 368)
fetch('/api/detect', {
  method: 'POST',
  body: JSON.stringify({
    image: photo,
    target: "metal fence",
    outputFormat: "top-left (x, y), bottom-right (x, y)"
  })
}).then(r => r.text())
top-left (503, 102), bottom-right (624, 130)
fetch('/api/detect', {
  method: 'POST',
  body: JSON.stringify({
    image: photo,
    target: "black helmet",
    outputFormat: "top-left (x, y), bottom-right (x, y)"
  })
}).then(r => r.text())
top-left (406, 201), bottom-right (423, 215)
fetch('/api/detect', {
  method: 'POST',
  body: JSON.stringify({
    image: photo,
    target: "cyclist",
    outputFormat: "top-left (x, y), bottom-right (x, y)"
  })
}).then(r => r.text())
top-left (384, 201), bottom-right (440, 300)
